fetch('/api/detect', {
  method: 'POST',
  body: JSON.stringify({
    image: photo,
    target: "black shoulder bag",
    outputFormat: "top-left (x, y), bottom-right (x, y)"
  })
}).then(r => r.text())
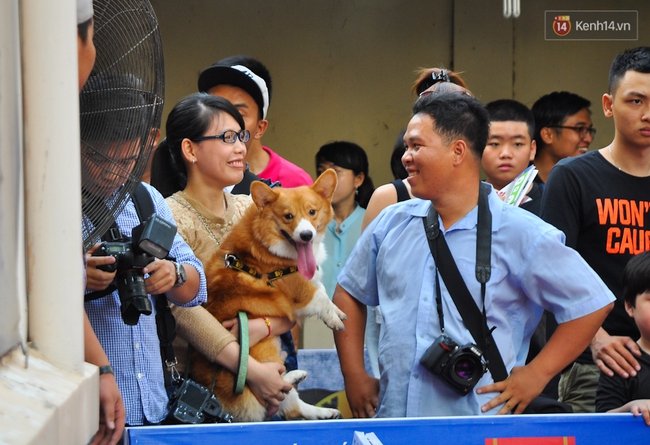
top-left (421, 182), bottom-right (571, 414)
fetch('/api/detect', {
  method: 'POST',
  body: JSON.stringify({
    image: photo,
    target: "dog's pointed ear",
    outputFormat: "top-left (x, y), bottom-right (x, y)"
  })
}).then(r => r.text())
top-left (251, 181), bottom-right (279, 209)
top-left (312, 168), bottom-right (338, 202)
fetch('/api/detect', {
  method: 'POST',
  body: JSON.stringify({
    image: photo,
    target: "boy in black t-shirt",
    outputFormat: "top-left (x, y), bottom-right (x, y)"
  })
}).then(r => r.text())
top-left (541, 46), bottom-right (650, 413)
top-left (596, 251), bottom-right (650, 425)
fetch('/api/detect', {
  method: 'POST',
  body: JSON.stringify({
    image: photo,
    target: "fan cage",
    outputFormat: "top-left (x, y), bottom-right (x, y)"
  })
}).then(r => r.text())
top-left (80, 0), bottom-right (164, 251)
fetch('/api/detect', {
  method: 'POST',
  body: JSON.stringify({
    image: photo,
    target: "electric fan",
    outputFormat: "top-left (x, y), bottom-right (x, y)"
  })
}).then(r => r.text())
top-left (80, 0), bottom-right (164, 251)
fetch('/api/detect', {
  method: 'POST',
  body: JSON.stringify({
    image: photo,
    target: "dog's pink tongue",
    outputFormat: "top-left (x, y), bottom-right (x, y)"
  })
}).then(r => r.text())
top-left (296, 242), bottom-right (316, 280)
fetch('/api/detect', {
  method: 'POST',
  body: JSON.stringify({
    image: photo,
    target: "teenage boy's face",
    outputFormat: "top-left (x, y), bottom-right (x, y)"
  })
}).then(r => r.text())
top-left (208, 84), bottom-right (262, 151)
top-left (626, 291), bottom-right (650, 345)
top-left (603, 70), bottom-right (650, 150)
top-left (482, 121), bottom-right (536, 190)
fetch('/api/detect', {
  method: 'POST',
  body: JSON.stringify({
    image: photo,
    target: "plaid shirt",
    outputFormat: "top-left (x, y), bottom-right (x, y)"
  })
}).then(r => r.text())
top-left (85, 183), bottom-right (206, 425)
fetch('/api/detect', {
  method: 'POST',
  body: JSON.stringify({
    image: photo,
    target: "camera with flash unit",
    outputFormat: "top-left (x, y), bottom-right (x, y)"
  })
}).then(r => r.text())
top-left (93, 213), bottom-right (177, 325)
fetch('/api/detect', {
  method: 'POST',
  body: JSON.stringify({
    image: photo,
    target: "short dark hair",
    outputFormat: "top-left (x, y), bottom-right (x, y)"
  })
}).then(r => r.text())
top-left (412, 92), bottom-right (489, 159)
top-left (390, 129), bottom-right (408, 180)
top-left (623, 251), bottom-right (650, 308)
top-left (609, 47), bottom-right (650, 94)
top-left (80, 72), bottom-right (150, 143)
top-left (315, 141), bottom-right (375, 208)
top-left (77, 17), bottom-right (93, 44)
top-left (150, 93), bottom-right (246, 197)
top-left (486, 99), bottom-right (535, 139)
top-left (531, 91), bottom-right (591, 152)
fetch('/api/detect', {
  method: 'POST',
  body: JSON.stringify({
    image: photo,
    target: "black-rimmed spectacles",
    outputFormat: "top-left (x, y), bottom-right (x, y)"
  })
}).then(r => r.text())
top-left (548, 125), bottom-right (596, 139)
top-left (192, 129), bottom-right (250, 144)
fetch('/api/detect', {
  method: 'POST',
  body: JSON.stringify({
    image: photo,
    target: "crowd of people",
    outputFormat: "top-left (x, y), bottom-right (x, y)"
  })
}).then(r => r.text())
top-left (72, 1), bottom-right (650, 444)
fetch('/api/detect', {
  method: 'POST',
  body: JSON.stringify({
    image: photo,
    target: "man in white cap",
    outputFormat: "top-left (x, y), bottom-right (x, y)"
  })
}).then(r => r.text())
top-left (198, 55), bottom-right (313, 189)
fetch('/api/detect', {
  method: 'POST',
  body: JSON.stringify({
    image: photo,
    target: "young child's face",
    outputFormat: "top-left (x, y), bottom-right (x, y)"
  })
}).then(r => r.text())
top-left (482, 121), bottom-right (536, 190)
top-left (626, 291), bottom-right (650, 346)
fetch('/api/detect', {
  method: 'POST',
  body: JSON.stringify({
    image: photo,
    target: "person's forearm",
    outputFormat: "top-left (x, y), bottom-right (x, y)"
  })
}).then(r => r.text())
top-left (528, 303), bottom-right (613, 381)
top-left (84, 311), bottom-right (110, 367)
top-left (248, 316), bottom-right (295, 346)
top-left (333, 284), bottom-right (368, 377)
top-left (591, 326), bottom-right (609, 345)
top-left (173, 305), bottom-right (238, 361)
top-left (166, 264), bottom-right (201, 304)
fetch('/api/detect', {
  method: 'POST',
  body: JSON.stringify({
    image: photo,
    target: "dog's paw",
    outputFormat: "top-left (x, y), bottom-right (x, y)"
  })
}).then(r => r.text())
top-left (310, 407), bottom-right (342, 420)
top-left (321, 313), bottom-right (345, 331)
top-left (283, 370), bottom-right (308, 385)
top-left (320, 305), bottom-right (347, 331)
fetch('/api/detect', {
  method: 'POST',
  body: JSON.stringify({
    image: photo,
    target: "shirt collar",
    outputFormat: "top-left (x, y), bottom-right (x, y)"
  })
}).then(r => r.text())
top-left (404, 182), bottom-right (503, 234)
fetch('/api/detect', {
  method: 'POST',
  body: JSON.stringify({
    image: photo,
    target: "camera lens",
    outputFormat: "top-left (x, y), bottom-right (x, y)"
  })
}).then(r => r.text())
top-left (454, 359), bottom-right (476, 380)
top-left (116, 269), bottom-right (152, 325)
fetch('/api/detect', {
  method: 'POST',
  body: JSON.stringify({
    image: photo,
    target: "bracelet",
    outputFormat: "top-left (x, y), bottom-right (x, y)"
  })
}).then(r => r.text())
top-left (263, 317), bottom-right (272, 338)
top-left (98, 365), bottom-right (114, 376)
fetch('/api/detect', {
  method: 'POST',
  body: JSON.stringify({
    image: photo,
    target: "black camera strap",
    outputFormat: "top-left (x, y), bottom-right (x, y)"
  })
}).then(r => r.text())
top-left (422, 182), bottom-right (508, 382)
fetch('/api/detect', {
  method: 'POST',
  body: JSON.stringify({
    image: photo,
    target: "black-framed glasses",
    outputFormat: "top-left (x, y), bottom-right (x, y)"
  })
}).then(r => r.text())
top-left (192, 129), bottom-right (250, 144)
top-left (548, 125), bottom-right (596, 139)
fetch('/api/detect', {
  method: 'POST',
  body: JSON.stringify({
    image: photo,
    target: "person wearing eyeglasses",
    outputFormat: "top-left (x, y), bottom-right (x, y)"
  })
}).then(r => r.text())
top-left (541, 46), bottom-right (650, 414)
top-left (150, 93), bottom-right (294, 417)
top-left (197, 55), bottom-right (313, 190)
top-left (531, 91), bottom-right (595, 185)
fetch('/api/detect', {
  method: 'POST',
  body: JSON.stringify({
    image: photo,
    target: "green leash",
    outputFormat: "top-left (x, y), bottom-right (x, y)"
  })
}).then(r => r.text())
top-left (235, 311), bottom-right (249, 394)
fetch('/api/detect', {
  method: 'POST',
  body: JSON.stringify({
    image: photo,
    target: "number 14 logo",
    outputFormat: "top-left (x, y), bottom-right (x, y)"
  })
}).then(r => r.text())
top-left (553, 15), bottom-right (571, 36)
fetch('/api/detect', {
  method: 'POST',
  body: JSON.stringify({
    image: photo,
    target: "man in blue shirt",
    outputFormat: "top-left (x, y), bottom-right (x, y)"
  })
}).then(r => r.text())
top-left (333, 92), bottom-right (614, 418)
top-left (81, 81), bottom-right (207, 427)
top-left (84, 180), bottom-right (207, 426)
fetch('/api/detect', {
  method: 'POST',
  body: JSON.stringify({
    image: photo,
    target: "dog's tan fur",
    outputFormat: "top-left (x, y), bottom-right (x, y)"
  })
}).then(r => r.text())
top-left (191, 169), bottom-right (346, 422)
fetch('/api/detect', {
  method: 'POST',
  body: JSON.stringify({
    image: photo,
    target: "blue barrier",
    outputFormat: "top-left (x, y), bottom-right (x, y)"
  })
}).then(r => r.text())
top-left (125, 413), bottom-right (648, 444)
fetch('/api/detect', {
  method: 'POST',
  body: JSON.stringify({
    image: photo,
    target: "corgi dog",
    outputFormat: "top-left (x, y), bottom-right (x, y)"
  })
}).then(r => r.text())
top-left (192, 169), bottom-right (347, 422)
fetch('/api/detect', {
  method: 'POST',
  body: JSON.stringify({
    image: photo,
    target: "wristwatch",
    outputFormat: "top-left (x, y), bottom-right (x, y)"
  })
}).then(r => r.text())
top-left (173, 261), bottom-right (187, 287)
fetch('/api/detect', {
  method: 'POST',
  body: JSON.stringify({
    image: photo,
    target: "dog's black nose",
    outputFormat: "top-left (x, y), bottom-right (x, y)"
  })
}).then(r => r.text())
top-left (300, 231), bottom-right (313, 242)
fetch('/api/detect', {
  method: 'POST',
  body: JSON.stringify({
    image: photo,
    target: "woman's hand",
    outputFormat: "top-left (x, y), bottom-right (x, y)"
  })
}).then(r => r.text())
top-left (246, 358), bottom-right (292, 417)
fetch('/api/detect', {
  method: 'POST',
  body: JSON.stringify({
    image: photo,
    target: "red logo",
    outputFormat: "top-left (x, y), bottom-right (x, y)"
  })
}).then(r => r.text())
top-left (553, 15), bottom-right (571, 36)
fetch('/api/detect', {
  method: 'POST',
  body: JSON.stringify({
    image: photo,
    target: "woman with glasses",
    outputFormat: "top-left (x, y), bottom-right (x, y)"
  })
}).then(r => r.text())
top-left (151, 93), bottom-right (293, 416)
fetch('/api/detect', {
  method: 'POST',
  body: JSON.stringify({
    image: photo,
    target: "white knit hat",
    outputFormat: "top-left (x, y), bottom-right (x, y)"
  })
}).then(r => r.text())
top-left (77, 0), bottom-right (93, 25)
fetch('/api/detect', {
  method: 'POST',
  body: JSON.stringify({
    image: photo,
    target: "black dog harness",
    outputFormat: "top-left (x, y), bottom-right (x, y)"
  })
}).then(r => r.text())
top-left (224, 254), bottom-right (298, 287)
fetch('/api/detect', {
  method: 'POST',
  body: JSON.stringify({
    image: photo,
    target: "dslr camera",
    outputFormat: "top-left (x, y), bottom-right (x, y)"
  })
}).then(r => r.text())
top-left (420, 334), bottom-right (487, 396)
top-left (168, 379), bottom-right (233, 424)
top-left (93, 213), bottom-right (177, 325)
